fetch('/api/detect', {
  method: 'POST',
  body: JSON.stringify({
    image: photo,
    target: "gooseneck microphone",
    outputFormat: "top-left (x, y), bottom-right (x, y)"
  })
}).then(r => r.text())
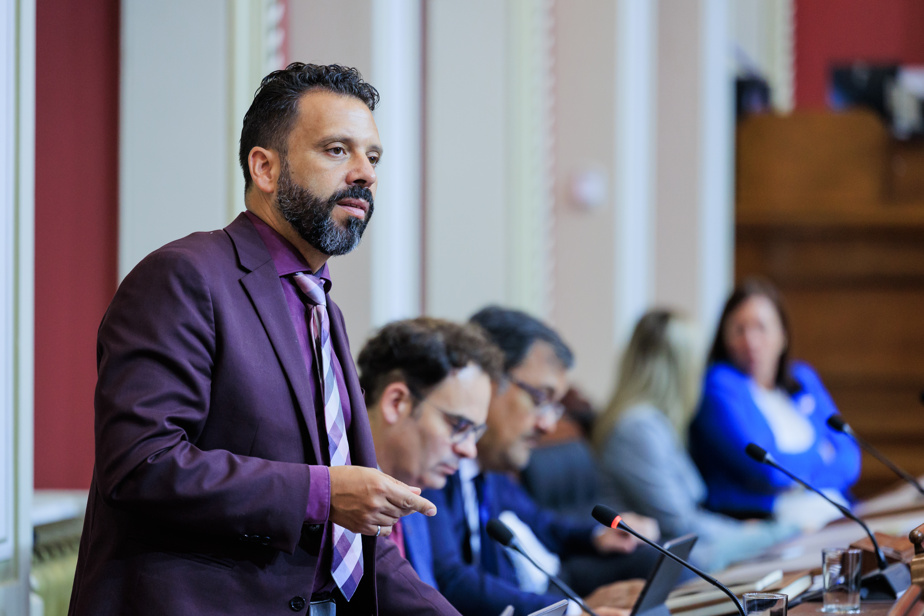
top-left (486, 519), bottom-right (600, 616)
top-left (591, 505), bottom-right (746, 616)
top-left (744, 443), bottom-right (887, 567)
top-left (744, 442), bottom-right (911, 599)
top-left (826, 414), bottom-right (924, 497)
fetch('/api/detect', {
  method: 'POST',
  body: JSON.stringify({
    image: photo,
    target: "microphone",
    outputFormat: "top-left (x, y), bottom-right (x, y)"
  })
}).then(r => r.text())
top-left (486, 519), bottom-right (599, 616)
top-left (826, 414), bottom-right (924, 497)
top-left (744, 443), bottom-right (911, 599)
top-left (591, 505), bottom-right (745, 616)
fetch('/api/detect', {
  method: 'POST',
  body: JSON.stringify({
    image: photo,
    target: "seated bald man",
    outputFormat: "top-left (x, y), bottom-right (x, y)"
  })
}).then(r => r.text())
top-left (357, 317), bottom-right (504, 589)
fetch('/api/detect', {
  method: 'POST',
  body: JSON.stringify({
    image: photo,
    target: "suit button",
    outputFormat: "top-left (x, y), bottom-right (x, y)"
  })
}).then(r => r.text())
top-left (306, 524), bottom-right (322, 533)
top-left (289, 596), bottom-right (306, 611)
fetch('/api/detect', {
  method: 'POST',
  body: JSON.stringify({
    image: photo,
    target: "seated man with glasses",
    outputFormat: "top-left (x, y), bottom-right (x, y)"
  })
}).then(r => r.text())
top-left (424, 306), bottom-right (659, 616)
top-left (358, 316), bottom-right (503, 592)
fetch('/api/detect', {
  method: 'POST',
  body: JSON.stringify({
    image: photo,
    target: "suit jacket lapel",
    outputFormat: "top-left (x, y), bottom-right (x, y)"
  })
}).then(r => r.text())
top-left (225, 214), bottom-right (323, 464)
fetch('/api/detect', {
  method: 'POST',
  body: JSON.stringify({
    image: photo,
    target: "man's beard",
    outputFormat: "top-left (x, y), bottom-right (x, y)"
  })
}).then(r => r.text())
top-left (275, 162), bottom-right (374, 256)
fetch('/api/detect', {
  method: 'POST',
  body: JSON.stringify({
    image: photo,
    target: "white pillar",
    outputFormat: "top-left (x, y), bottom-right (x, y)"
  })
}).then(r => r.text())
top-left (653, 0), bottom-right (734, 333)
top-left (698, 0), bottom-right (734, 325)
top-left (613, 0), bottom-right (658, 343)
top-left (0, 0), bottom-right (35, 610)
top-left (369, 0), bottom-right (423, 326)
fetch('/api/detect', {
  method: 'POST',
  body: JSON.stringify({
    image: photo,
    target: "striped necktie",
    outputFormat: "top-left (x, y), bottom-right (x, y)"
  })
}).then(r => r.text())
top-left (293, 272), bottom-right (363, 600)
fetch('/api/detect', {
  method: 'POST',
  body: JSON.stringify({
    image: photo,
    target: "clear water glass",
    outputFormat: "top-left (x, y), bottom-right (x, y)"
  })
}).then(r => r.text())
top-left (743, 592), bottom-right (788, 616)
top-left (822, 547), bottom-right (862, 614)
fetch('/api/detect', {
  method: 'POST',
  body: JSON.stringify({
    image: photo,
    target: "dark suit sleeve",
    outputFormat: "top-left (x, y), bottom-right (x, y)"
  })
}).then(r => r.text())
top-left (93, 246), bottom-right (312, 553)
top-left (374, 537), bottom-right (461, 616)
top-left (491, 474), bottom-right (597, 557)
top-left (425, 482), bottom-right (565, 616)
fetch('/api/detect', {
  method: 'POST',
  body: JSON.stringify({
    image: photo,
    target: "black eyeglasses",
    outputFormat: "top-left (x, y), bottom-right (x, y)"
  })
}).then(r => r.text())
top-left (508, 378), bottom-right (565, 422)
top-left (408, 389), bottom-right (488, 444)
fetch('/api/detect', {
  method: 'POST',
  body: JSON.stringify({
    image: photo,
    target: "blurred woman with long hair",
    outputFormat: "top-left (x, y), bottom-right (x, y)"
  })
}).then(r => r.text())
top-left (594, 309), bottom-right (796, 571)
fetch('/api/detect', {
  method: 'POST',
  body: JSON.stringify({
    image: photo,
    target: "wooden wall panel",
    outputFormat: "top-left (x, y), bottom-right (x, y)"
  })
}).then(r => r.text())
top-left (736, 111), bottom-right (887, 214)
top-left (735, 110), bottom-right (924, 498)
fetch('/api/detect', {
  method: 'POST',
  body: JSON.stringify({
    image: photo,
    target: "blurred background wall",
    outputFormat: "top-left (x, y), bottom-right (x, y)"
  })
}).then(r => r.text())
top-left (25, 0), bottom-right (924, 498)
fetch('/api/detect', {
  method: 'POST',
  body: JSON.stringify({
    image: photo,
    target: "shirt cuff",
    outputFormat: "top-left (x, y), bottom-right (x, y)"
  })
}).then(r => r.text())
top-left (565, 599), bottom-right (583, 616)
top-left (304, 465), bottom-right (331, 523)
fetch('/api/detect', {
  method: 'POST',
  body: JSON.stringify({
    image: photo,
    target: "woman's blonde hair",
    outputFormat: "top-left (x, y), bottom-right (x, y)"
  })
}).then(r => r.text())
top-left (593, 309), bottom-right (702, 448)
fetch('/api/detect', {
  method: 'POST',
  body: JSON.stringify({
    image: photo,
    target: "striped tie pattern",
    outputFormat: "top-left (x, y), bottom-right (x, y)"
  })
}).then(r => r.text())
top-left (293, 272), bottom-right (363, 600)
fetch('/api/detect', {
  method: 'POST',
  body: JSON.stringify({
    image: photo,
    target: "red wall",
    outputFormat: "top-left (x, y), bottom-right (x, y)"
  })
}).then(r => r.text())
top-left (794, 0), bottom-right (924, 108)
top-left (34, 0), bottom-right (120, 488)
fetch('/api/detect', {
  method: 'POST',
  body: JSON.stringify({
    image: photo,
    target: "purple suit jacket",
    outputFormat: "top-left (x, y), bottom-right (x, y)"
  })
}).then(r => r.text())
top-left (68, 214), bottom-right (458, 615)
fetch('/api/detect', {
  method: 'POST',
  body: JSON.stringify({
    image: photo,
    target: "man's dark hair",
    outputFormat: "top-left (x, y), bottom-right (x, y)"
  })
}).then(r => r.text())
top-left (358, 317), bottom-right (504, 408)
top-left (469, 306), bottom-right (574, 372)
top-left (238, 62), bottom-right (380, 189)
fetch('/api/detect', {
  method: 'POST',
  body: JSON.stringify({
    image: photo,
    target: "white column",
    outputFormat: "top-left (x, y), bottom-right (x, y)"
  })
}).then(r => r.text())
top-left (613, 0), bottom-right (657, 343)
top-left (698, 0), bottom-right (734, 325)
top-left (506, 0), bottom-right (554, 317)
top-left (369, 0), bottom-right (423, 326)
top-left (653, 0), bottom-right (734, 332)
top-left (0, 0), bottom-right (35, 610)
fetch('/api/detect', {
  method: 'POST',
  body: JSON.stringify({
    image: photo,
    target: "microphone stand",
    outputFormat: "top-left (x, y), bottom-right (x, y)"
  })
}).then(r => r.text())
top-left (744, 443), bottom-right (911, 599)
top-left (486, 519), bottom-right (600, 616)
top-left (591, 505), bottom-right (746, 616)
top-left (827, 414), bottom-right (924, 497)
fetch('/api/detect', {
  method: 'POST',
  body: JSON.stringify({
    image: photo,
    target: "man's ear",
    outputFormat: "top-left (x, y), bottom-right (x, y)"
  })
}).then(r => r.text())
top-left (379, 382), bottom-right (414, 425)
top-left (248, 146), bottom-right (280, 195)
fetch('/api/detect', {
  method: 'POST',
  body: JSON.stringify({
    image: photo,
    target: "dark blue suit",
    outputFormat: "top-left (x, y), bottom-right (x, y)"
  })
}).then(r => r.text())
top-left (424, 472), bottom-right (599, 616)
top-left (402, 512), bottom-right (438, 589)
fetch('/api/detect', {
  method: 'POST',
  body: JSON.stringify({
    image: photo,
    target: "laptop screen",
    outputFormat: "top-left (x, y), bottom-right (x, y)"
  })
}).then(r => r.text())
top-left (630, 534), bottom-right (699, 616)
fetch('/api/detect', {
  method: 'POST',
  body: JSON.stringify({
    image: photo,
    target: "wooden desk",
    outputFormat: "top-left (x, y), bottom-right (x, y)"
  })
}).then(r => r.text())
top-left (790, 586), bottom-right (922, 616)
top-left (668, 496), bottom-right (924, 616)
top-left (712, 509), bottom-right (924, 581)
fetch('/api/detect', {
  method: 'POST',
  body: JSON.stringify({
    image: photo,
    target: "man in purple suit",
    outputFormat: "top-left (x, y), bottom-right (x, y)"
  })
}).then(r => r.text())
top-left (69, 63), bottom-right (459, 615)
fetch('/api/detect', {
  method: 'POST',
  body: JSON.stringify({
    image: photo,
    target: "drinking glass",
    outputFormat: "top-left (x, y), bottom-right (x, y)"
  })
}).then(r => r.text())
top-left (743, 592), bottom-right (788, 616)
top-left (822, 547), bottom-right (862, 614)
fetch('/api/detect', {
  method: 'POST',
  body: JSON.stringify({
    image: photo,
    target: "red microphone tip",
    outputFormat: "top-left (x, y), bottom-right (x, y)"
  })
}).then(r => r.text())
top-left (610, 515), bottom-right (622, 530)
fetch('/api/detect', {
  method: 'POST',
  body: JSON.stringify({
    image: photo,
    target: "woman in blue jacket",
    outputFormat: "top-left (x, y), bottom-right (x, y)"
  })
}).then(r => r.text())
top-left (689, 278), bottom-right (861, 521)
